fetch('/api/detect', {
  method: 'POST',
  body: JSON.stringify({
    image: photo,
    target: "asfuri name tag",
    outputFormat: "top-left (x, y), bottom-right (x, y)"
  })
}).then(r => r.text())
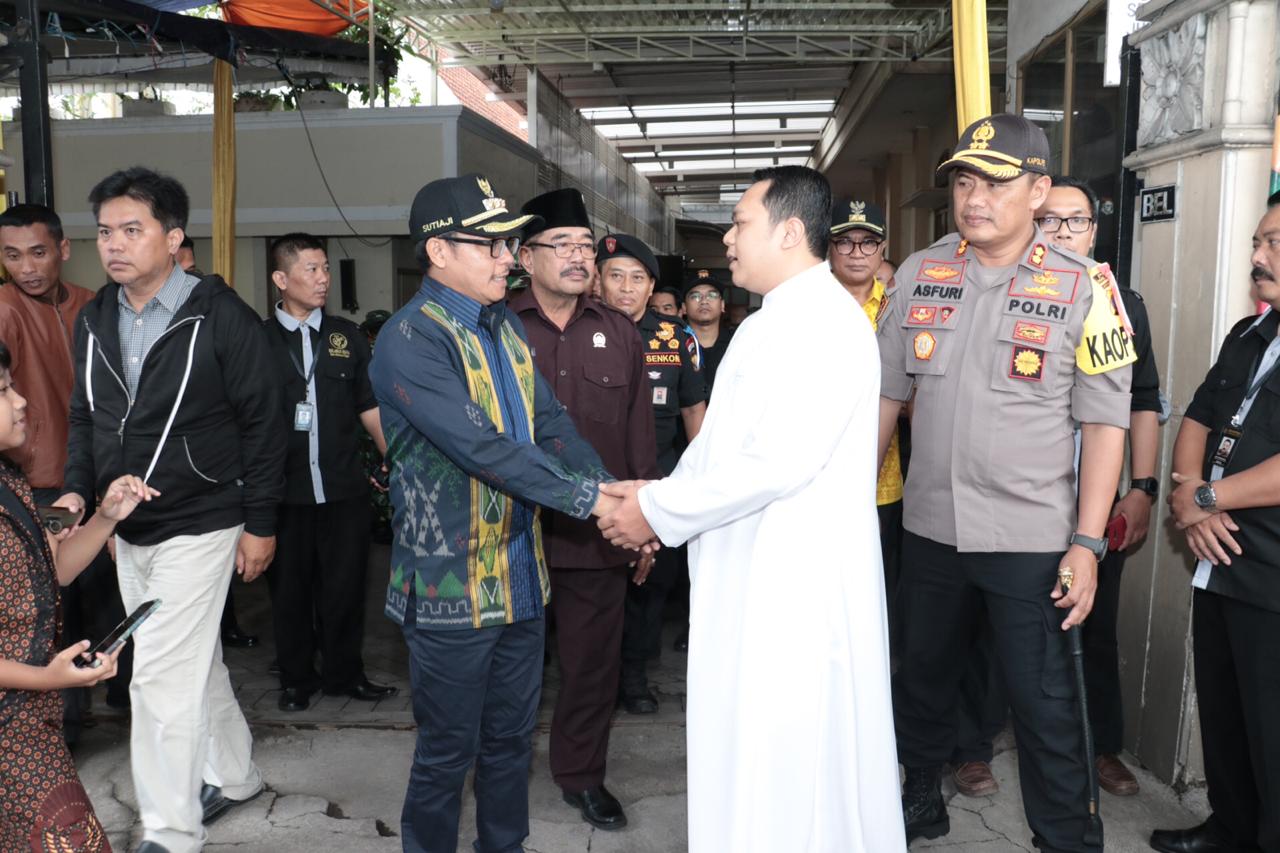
top-left (293, 402), bottom-right (315, 432)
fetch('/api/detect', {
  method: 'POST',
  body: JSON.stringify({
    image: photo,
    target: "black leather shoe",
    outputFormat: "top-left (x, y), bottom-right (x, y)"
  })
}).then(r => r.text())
top-left (673, 626), bottom-right (689, 652)
top-left (902, 766), bottom-right (949, 843)
top-left (200, 782), bottom-right (263, 825)
top-left (619, 664), bottom-right (658, 714)
top-left (220, 627), bottom-right (259, 648)
top-left (134, 843), bottom-right (170, 853)
top-left (1150, 820), bottom-right (1247, 853)
top-left (563, 785), bottom-right (627, 831)
top-left (325, 678), bottom-right (398, 702)
top-left (278, 687), bottom-right (315, 712)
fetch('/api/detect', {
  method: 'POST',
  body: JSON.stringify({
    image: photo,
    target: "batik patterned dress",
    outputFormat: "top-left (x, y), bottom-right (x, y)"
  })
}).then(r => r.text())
top-left (0, 461), bottom-right (111, 852)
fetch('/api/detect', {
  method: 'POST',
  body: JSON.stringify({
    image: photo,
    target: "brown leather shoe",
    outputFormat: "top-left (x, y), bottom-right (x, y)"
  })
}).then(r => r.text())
top-left (952, 761), bottom-right (998, 797)
top-left (1096, 753), bottom-right (1139, 796)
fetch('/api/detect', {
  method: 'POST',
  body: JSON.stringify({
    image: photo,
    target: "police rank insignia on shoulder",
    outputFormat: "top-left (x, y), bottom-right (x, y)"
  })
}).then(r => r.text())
top-left (913, 331), bottom-right (936, 361)
top-left (1076, 263), bottom-right (1138, 375)
top-left (1010, 345), bottom-right (1045, 381)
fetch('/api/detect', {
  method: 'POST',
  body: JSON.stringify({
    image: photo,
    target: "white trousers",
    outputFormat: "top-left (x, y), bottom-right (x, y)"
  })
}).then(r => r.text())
top-left (116, 524), bottom-right (261, 853)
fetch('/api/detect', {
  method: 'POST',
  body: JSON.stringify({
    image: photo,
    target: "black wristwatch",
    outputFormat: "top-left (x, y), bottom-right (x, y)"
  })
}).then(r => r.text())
top-left (1069, 531), bottom-right (1108, 561)
top-left (1130, 477), bottom-right (1159, 499)
top-left (1194, 483), bottom-right (1218, 511)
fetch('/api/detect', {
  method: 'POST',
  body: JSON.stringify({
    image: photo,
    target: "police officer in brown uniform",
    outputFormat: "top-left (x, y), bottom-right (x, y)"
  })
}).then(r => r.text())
top-left (508, 189), bottom-right (660, 830)
top-left (597, 233), bottom-right (707, 712)
top-left (877, 114), bottom-right (1133, 852)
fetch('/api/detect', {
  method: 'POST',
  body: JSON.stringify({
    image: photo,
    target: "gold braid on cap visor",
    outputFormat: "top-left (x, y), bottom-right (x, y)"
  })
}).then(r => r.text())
top-left (945, 148), bottom-right (1024, 180)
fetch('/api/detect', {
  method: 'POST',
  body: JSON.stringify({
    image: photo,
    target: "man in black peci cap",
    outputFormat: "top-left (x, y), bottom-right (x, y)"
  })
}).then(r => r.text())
top-left (597, 233), bottom-right (707, 713)
top-left (877, 114), bottom-right (1132, 851)
top-left (370, 174), bottom-right (626, 853)
top-left (509, 189), bottom-right (660, 831)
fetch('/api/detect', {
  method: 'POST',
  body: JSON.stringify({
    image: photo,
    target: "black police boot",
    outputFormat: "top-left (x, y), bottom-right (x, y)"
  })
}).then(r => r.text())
top-left (902, 765), bottom-right (949, 843)
top-left (618, 660), bottom-right (658, 714)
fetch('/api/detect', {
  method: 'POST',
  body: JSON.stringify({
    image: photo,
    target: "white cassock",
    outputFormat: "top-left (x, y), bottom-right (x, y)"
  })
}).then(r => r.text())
top-left (638, 261), bottom-right (905, 853)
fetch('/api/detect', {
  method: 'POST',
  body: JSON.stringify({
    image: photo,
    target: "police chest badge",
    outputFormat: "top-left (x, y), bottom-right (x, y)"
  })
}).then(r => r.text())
top-left (593, 332), bottom-right (606, 348)
top-left (1076, 264), bottom-right (1137, 375)
top-left (1009, 346), bottom-right (1045, 381)
top-left (913, 331), bottom-right (936, 361)
top-left (328, 332), bottom-right (350, 358)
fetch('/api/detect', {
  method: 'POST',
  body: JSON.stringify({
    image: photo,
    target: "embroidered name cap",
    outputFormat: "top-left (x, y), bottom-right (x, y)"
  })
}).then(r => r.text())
top-left (409, 173), bottom-right (541, 239)
top-left (937, 114), bottom-right (1052, 182)
top-left (830, 199), bottom-right (887, 237)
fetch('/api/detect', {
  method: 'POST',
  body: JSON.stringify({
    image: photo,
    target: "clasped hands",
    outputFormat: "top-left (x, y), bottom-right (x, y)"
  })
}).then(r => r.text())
top-left (1168, 472), bottom-right (1241, 567)
top-left (593, 480), bottom-right (660, 555)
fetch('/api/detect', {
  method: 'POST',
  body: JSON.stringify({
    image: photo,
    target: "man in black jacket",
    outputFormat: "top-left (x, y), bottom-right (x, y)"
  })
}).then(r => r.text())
top-left (1154, 194), bottom-right (1280, 853)
top-left (59, 168), bottom-right (283, 853)
top-left (262, 233), bottom-right (395, 712)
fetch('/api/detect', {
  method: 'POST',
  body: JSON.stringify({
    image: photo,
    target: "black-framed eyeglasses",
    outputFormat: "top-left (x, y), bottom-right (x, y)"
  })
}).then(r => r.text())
top-left (1036, 216), bottom-right (1094, 234)
top-left (686, 291), bottom-right (722, 303)
top-left (441, 235), bottom-right (521, 258)
top-left (525, 240), bottom-right (598, 259)
top-left (832, 237), bottom-right (884, 257)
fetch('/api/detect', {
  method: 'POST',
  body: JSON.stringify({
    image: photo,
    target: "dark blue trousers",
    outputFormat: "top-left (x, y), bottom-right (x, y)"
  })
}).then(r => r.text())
top-left (400, 615), bottom-right (545, 853)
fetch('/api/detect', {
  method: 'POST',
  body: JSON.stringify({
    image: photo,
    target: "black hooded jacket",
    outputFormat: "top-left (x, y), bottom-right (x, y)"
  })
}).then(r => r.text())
top-left (64, 274), bottom-right (284, 545)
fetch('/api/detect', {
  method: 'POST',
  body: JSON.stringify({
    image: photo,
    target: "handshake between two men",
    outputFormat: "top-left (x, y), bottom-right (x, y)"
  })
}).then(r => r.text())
top-left (592, 481), bottom-right (662, 581)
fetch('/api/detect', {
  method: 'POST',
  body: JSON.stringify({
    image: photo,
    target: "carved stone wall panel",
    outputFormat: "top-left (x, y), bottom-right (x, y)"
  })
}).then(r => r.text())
top-left (1138, 13), bottom-right (1207, 148)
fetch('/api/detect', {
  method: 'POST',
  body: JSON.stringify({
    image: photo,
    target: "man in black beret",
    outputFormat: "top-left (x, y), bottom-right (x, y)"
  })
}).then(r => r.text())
top-left (598, 233), bottom-right (706, 712)
top-left (509, 189), bottom-right (660, 830)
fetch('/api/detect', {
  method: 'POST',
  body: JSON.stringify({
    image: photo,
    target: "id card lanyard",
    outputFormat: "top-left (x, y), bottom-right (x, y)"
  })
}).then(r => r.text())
top-left (289, 333), bottom-right (320, 432)
top-left (1210, 344), bottom-right (1280, 477)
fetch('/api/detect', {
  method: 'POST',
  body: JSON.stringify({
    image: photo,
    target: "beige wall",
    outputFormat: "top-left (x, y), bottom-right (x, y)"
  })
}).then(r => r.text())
top-left (1, 106), bottom-right (549, 319)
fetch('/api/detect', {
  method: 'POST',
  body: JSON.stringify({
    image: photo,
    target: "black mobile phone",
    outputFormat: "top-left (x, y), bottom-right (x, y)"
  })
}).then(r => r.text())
top-left (36, 505), bottom-right (83, 535)
top-left (75, 599), bottom-right (162, 669)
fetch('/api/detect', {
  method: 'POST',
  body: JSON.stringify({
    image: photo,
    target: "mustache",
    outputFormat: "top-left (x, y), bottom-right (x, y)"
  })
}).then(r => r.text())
top-left (1253, 266), bottom-right (1274, 282)
top-left (561, 265), bottom-right (589, 278)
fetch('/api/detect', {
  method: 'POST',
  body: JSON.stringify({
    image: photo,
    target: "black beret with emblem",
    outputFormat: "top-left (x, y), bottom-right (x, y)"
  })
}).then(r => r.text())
top-left (520, 188), bottom-right (592, 242)
top-left (596, 233), bottom-right (659, 280)
top-left (830, 199), bottom-right (887, 238)
top-left (937, 113), bottom-right (1052, 182)
top-left (409, 173), bottom-right (540, 240)
top-left (682, 267), bottom-right (728, 297)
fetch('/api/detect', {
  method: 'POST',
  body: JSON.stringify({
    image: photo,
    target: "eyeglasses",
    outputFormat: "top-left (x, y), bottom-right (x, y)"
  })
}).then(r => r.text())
top-left (441, 235), bottom-right (521, 258)
top-left (832, 237), bottom-right (884, 257)
top-left (1036, 216), bottom-right (1094, 234)
top-left (526, 240), bottom-right (598, 259)
top-left (686, 291), bottom-right (722, 303)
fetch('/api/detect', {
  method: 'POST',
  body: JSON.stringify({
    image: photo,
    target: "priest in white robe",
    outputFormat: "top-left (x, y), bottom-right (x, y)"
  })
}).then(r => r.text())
top-left (599, 166), bottom-right (906, 853)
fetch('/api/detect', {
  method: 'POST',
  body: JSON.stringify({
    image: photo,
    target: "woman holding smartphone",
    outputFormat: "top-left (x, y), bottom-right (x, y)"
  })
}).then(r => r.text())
top-left (0, 340), bottom-right (157, 852)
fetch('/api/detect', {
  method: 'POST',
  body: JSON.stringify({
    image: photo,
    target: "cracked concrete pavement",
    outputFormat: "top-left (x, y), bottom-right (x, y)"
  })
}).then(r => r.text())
top-left (71, 544), bottom-right (1206, 851)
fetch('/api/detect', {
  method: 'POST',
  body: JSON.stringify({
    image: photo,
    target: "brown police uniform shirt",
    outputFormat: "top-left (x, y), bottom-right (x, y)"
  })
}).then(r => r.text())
top-left (877, 231), bottom-right (1132, 553)
top-left (510, 289), bottom-right (661, 569)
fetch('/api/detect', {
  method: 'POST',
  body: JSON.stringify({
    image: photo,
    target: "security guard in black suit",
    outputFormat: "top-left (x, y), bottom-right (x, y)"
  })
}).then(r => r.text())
top-left (596, 233), bottom-right (707, 712)
top-left (262, 233), bottom-right (397, 712)
top-left (1155, 195), bottom-right (1280, 853)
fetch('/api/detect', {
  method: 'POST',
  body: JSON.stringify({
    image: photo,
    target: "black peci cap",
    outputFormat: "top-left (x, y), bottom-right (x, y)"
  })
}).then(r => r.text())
top-left (937, 114), bottom-right (1052, 182)
top-left (520, 188), bottom-right (592, 241)
top-left (409, 173), bottom-right (540, 240)
top-left (830, 199), bottom-right (887, 238)
top-left (596, 233), bottom-right (659, 280)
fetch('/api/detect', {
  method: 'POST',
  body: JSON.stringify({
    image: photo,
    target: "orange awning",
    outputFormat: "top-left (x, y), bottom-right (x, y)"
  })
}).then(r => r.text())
top-left (223, 0), bottom-right (369, 38)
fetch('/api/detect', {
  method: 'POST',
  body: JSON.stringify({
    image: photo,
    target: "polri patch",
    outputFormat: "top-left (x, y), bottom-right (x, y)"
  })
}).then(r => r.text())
top-left (1012, 320), bottom-right (1051, 346)
top-left (913, 331), bottom-right (937, 361)
top-left (908, 305), bottom-right (938, 326)
top-left (1009, 346), bottom-right (1045, 381)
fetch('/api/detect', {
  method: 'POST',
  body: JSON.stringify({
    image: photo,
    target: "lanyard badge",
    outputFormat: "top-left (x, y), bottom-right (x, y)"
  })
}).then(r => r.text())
top-left (293, 401), bottom-right (315, 432)
top-left (1211, 424), bottom-right (1243, 470)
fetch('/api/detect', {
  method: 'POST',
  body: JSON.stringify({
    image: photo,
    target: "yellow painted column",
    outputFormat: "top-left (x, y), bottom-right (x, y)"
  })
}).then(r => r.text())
top-left (213, 59), bottom-right (236, 287)
top-left (952, 0), bottom-right (992, 133)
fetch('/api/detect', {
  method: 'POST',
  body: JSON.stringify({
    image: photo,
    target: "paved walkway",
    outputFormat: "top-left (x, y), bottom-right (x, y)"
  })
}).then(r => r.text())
top-left (75, 544), bottom-right (1206, 851)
